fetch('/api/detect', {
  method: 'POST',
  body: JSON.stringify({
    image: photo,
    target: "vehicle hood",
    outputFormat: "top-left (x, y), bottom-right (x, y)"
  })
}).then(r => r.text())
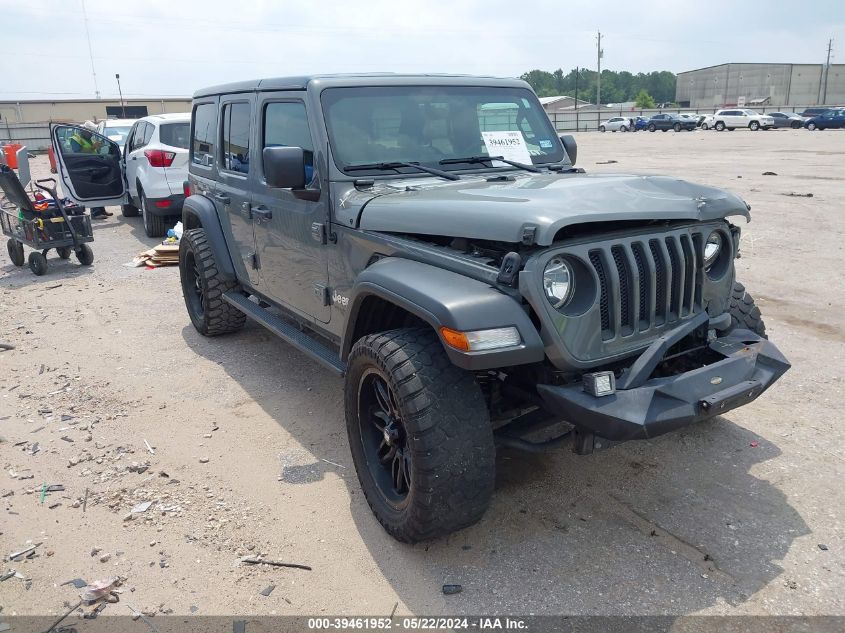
top-left (352, 172), bottom-right (750, 246)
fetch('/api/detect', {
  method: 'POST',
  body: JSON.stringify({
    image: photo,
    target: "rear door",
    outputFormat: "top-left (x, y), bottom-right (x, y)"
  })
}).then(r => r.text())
top-left (216, 95), bottom-right (259, 286)
top-left (155, 119), bottom-right (191, 195)
top-left (251, 93), bottom-right (330, 322)
top-left (124, 121), bottom-right (149, 201)
top-left (51, 124), bottom-right (126, 207)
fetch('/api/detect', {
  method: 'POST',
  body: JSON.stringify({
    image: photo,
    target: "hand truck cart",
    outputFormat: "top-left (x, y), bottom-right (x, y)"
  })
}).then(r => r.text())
top-left (1, 165), bottom-right (94, 276)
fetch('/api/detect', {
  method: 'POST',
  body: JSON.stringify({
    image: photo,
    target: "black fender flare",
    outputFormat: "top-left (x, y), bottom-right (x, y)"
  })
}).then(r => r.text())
top-left (343, 258), bottom-right (545, 371)
top-left (181, 194), bottom-right (236, 279)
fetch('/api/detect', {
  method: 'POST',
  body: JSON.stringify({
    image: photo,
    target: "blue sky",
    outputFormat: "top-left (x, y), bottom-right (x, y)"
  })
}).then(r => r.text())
top-left (1, 0), bottom-right (842, 99)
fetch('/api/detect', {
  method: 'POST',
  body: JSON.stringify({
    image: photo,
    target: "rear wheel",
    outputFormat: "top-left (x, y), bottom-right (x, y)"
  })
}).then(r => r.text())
top-left (28, 251), bottom-right (48, 276)
top-left (141, 189), bottom-right (168, 238)
top-left (620, 125), bottom-right (628, 132)
top-left (648, 123), bottom-right (656, 132)
top-left (345, 328), bottom-right (495, 543)
top-left (179, 227), bottom-right (246, 336)
top-left (701, 123), bottom-right (710, 130)
top-left (791, 121), bottom-right (801, 129)
top-left (749, 121), bottom-right (760, 131)
top-left (7, 239), bottom-right (24, 267)
top-left (75, 243), bottom-right (94, 266)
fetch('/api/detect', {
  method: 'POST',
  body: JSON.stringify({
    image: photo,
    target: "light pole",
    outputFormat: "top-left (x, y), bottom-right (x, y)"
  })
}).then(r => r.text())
top-left (115, 73), bottom-right (126, 118)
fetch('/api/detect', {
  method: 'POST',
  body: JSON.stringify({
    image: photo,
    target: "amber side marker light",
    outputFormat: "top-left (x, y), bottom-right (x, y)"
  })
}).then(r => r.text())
top-left (439, 326), bottom-right (521, 352)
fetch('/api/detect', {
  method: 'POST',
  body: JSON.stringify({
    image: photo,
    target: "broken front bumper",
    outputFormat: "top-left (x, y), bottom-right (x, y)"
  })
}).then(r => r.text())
top-left (536, 328), bottom-right (790, 442)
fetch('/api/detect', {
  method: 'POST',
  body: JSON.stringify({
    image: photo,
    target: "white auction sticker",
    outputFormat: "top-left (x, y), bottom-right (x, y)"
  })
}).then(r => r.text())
top-left (481, 130), bottom-right (533, 166)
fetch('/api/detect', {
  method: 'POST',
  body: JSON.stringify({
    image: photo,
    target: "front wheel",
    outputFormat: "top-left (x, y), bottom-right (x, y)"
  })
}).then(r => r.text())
top-left (7, 239), bottom-right (24, 267)
top-left (749, 121), bottom-right (760, 131)
top-left (75, 243), bottom-right (94, 266)
top-left (599, 125), bottom-right (606, 132)
top-left (673, 123), bottom-right (682, 132)
top-left (807, 122), bottom-right (817, 131)
top-left (179, 228), bottom-right (246, 336)
top-left (121, 203), bottom-right (139, 218)
top-left (728, 281), bottom-right (766, 338)
top-left (28, 251), bottom-right (48, 276)
top-left (345, 328), bottom-right (495, 543)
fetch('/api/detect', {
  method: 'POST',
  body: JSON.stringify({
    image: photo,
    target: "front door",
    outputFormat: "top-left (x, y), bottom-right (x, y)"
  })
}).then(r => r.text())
top-left (51, 124), bottom-right (126, 207)
top-left (216, 96), bottom-right (259, 286)
top-left (124, 121), bottom-right (151, 203)
top-left (251, 94), bottom-right (330, 323)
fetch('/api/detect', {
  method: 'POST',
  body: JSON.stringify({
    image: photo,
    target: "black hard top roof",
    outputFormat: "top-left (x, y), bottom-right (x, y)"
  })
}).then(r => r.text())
top-left (193, 73), bottom-right (530, 99)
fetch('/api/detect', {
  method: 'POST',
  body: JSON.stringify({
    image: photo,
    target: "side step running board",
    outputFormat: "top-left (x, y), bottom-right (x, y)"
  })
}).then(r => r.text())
top-left (222, 291), bottom-right (346, 376)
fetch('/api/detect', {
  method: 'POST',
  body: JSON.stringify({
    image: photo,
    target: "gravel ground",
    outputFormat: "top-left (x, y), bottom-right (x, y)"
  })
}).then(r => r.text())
top-left (1, 128), bottom-right (843, 620)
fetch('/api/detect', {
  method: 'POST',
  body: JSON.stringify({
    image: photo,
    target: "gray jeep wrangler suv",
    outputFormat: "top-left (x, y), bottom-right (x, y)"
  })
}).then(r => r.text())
top-left (179, 74), bottom-right (790, 542)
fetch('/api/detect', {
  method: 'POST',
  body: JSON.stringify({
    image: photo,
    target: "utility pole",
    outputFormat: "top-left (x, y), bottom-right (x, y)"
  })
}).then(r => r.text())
top-left (596, 30), bottom-right (603, 108)
top-left (81, 0), bottom-right (100, 99)
top-left (822, 38), bottom-right (833, 105)
top-left (115, 74), bottom-right (126, 118)
top-left (574, 67), bottom-right (579, 131)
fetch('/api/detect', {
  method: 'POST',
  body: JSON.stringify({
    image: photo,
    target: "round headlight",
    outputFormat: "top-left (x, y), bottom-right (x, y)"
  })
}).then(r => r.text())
top-left (704, 231), bottom-right (722, 267)
top-left (543, 256), bottom-right (574, 308)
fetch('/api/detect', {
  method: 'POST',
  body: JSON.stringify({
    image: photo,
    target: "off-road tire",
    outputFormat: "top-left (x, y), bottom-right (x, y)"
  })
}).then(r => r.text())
top-left (179, 228), bottom-right (246, 336)
top-left (28, 251), bottom-right (48, 276)
top-left (76, 244), bottom-right (94, 266)
top-left (345, 328), bottom-right (495, 543)
top-left (715, 121), bottom-right (725, 131)
top-left (57, 246), bottom-right (72, 259)
top-left (121, 203), bottom-right (139, 217)
top-left (141, 189), bottom-right (168, 238)
top-left (7, 239), bottom-right (24, 267)
top-left (728, 281), bottom-right (766, 338)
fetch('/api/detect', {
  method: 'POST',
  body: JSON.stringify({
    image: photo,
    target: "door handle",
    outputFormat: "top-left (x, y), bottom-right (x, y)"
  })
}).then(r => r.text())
top-left (214, 193), bottom-right (231, 205)
top-left (252, 205), bottom-right (272, 221)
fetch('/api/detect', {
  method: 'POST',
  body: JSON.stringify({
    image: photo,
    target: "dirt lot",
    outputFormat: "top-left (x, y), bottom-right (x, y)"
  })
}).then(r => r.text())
top-left (1, 129), bottom-right (843, 621)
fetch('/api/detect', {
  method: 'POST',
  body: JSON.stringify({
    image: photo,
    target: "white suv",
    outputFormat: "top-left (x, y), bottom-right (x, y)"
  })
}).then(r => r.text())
top-left (96, 118), bottom-right (136, 154)
top-left (708, 109), bottom-right (775, 131)
top-left (121, 113), bottom-right (191, 236)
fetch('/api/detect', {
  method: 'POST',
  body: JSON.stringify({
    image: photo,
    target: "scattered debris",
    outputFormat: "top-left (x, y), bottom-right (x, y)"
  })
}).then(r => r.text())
top-left (1, 570), bottom-right (15, 582)
top-left (131, 501), bottom-right (153, 514)
top-left (99, 553), bottom-right (112, 563)
top-left (442, 584), bottom-right (463, 595)
top-left (62, 578), bottom-right (88, 589)
top-left (199, 457), bottom-right (210, 464)
top-left (45, 283), bottom-right (63, 290)
top-left (61, 435), bottom-right (75, 443)
top-left (144, 439), bottom-right (155, 455)
top-left (81, 577), bottom-right (121, 602)
top-left (242, 557), bottom-right (312, 571)
top-left (321, 458), bottom-right (346, 469)
top-left (42, 599), bottom-right (82, 633)
top-left (83, 487), bottom-right (89, 512)
top-left (129, 244), bottom-right (180, 268)
top-left (595, 160), bottom-right (618, 164)
top-left (260, 584), bottom-right (276, 597)
top-left (761, 171), bottom-right (777, 176)
top-left (49, 502), bottom-right (61, 509)
top-left (0, 342), bottom-right (15, 351)
top-left (750, 440), bottom-right (759, 448)
top-left (818, 543), bottom-right (829, 551)
top-left (781, 192), bottom-right (813, 198)
top-left (45, 484), bottom-right (65, 492)
top-left (9, 544), bottom-right (39, 560)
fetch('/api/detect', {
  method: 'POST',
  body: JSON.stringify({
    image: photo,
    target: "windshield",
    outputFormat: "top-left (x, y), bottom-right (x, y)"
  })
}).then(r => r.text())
top-left (104, 125), bottom-right (132, 146)
top-left (321, 86), bottom-right (565, 175)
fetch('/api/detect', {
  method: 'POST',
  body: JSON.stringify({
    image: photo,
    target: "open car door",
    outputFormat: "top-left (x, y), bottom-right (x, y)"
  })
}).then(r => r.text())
top-left (51, 124), bottom-right (127, 207)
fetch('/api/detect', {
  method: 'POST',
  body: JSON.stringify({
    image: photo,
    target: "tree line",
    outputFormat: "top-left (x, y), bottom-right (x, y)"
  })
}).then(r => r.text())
top-left (520, 68), bottom-right (677, 105)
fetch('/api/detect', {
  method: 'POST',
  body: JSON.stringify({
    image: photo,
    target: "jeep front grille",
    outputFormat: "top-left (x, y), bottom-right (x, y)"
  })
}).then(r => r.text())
top-left (588, 233), bottom-right (703, 341)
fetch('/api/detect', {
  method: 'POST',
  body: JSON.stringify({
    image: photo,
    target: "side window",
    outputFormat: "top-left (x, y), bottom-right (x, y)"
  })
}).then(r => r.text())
top-left (130, 123), bottom-right (147, 152)
top-left (221, 102), bottom-right (251, 174)
top-left (142, 122), bottom-right (154, 145)
top-left (263, 101), bottom-right (315, 182)
top-left (192, 103), bottom-right (217, 167)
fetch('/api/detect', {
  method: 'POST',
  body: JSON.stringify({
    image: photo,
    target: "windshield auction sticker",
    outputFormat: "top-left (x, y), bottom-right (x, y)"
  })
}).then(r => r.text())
top-left (481, 131), bottom-right (533, 166)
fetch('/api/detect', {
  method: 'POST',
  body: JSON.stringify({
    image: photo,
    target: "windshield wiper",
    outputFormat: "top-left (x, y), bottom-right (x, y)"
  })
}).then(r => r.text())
top-left (343, 161), bottom-right (460, 181)
top-left (439, 155), bottom-right (541, 173)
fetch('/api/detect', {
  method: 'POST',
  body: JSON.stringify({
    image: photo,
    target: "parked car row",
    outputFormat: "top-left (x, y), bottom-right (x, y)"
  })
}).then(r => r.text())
top-left (599, 107), bottom-right (845, 134)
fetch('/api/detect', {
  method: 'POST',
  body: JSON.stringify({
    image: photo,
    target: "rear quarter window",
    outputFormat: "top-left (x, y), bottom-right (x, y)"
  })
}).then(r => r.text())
top-left (192, 103), bottom-right (217, 167)
top-left (160, 122), bottom-right (190, 149)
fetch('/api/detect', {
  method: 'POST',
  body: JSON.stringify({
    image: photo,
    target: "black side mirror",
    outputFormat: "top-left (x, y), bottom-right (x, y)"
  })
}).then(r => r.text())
top-left (263, 146), bottom-right (306, 189)
top-left (559, 135), bottom-right (577, 166)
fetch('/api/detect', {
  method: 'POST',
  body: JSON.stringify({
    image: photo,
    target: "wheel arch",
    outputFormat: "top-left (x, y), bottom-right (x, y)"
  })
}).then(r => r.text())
top-left (181, 194), bottom-right (236, 279)
top-left (340, 258), bottom-right (545, 370)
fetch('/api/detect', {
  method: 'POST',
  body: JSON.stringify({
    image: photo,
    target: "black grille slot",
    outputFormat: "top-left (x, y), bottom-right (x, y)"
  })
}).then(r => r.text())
top-left (589, 250), bottom-right (611, 337)
top-left (680, 234), bottom-right (696, 315)
top-left (611, 246), bottom-right (634, 335)
top-left (632, 242), bottom-right (649, 329)
top-left (649, 239), bottom-right (667, 325)
top-left (665, 236), bottom-right (682, 320)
